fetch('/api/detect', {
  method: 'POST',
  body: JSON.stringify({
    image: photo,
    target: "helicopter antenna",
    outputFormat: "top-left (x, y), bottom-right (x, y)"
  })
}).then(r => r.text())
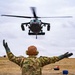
top-left (36, 35), bottom-right (37, 39)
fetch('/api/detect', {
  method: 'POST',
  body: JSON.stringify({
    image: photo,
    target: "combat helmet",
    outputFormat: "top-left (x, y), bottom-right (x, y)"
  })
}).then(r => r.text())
top-left (26, 45), bottom-right (39, 55)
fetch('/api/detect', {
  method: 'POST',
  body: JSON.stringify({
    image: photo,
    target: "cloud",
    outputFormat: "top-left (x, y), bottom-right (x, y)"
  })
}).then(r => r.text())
top-left (0, 0), bottom-right (75, 58)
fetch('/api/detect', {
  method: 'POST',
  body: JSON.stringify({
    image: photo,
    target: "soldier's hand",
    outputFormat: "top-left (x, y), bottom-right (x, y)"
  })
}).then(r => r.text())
top-left (59, 52), bottom-right (73, 60)
top-left (3, 40), bottom-right (10, 51)
top-left (63, 52), bottom-right (73, 58)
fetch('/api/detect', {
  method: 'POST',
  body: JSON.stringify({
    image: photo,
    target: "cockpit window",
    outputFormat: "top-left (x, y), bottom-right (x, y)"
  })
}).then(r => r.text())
top-left (30, 20), bottom-right (33, 24)
top-left (30, 19), bottom-right (41, 24)
top-left (37, 20), bottom-right (41, 24)
top-left (34, 19), bottom-right (36, 22)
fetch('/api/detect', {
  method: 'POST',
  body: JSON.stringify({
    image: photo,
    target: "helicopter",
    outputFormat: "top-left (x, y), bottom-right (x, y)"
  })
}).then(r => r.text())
top-left (1, 7), bottom-right (72, 39)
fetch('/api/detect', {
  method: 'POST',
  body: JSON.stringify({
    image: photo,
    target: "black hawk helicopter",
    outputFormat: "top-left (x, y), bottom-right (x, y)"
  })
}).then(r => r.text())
top-left (1, 7), bottom-right (72, 39)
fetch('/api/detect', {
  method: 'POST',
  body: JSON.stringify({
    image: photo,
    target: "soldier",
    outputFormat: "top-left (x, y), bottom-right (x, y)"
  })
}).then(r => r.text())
top-left (3, 40), bottom-right (73, 75)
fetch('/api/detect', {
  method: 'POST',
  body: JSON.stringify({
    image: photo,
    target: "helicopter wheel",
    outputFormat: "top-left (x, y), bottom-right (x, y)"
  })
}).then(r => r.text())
top-left (29, 30), bottom-right (30, 33)
top-left (41, 30), bottom-right (43, 33)
top-left (47, 25), bottom-right (50, 31)
top-left (21, 25), bottom-right (25, 31)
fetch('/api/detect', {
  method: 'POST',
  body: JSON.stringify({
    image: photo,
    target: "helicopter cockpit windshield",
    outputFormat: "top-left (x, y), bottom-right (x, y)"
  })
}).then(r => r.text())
top-left (30, 19), bottom-right (41, 24)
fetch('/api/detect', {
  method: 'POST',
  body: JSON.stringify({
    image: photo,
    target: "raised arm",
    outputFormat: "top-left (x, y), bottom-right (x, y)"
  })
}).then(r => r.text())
top-left (3, 40), bottom-right (24, 67)
top-left (39, 52), bottom-right (73, 67)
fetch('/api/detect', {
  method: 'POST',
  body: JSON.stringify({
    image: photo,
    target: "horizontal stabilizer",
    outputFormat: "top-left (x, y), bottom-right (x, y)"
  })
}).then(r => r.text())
top-left (28, 32), bottom-right (45, 35)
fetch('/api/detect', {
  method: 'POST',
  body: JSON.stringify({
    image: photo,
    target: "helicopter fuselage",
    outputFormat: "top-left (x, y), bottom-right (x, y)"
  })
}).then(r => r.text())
top-left (29, 19), bottom-right (42, 34)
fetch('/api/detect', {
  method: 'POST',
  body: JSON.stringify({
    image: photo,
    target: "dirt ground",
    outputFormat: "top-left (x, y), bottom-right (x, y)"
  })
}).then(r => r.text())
top-left (0, 57), bottom-right (75, 75)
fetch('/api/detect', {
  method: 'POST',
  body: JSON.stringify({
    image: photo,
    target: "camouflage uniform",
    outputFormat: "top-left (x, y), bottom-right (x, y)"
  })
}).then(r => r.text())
top-left (3, 40), bottom-right (73, 75)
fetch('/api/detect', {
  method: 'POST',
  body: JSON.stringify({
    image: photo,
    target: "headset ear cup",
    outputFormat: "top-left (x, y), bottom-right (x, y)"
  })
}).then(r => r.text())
top-left (26, 50), bottom-right (28, 55)
top-left (37, 51), bottom-right (39, 55)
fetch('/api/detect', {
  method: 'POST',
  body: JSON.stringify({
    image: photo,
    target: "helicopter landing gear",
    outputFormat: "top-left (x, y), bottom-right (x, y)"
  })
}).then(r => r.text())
top-left (47, 25), bottom-right (50, 31)
top-left (21, 24), bottom-right (25, 31)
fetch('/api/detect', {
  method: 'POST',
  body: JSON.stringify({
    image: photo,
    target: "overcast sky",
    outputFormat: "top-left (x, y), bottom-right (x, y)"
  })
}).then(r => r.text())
top-left (0, 0), bottom-right (75, 58)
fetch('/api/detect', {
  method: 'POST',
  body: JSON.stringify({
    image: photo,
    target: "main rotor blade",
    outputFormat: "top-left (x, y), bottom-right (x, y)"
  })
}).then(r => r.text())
top-left (1, 14), bottom-right (33, 18)
top-left (1, 15), bottom-right (72, 19)
top-left (38, 16), bottom-right (73, 18)
top-left (30, 7), bottom-right (37, 18)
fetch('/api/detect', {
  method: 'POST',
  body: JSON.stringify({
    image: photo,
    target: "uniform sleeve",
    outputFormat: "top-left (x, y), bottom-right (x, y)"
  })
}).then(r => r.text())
top-left (6, 51), bottom-right (24, 67)
top-left (39, 56), bottom-right (59, 67)
top-left (3, 40), bottom-right (25, 67)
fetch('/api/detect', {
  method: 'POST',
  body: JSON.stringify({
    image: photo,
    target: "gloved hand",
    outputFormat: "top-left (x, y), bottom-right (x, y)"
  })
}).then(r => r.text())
top-left (63, 52), bottom-right (73, 58)
top-left (3, 40), bottom-right (10, 52)
top-left (59, 52), bottom-right (73, 60)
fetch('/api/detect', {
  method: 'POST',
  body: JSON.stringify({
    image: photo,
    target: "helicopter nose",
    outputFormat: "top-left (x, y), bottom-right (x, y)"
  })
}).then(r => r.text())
top-left (30, 24), bottom-right (42, 33)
